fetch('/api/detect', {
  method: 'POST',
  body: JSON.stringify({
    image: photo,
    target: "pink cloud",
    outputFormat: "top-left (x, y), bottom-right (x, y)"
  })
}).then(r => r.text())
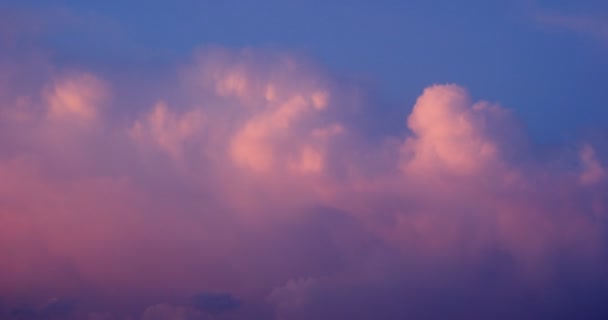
top-left (0, 47), bottom-right (606, 319)
top-left (44, 72), bottom-right (107, 125)
top-left (536, 12), bottom-right (608, 42)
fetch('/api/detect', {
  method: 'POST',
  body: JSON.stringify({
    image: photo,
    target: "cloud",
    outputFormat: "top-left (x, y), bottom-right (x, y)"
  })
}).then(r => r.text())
top-left (0, 46), bottom-right (607, 320)
top-left (2, 298), bottom-right (74, 320)
top-left (141, 304), bottom-right (207, 320)
top-left (400, 84), bottom-right (511, 177)
top-left (580, 144), bottom-right (606, 185)
top-left (536, 11), bottom-right (608, 42)
top-left (44, 72), bottom-right (107, 124)
top-left (191, 293), bottom-right (241, 314)
top-left (130, 101), bottom-right (205, 162)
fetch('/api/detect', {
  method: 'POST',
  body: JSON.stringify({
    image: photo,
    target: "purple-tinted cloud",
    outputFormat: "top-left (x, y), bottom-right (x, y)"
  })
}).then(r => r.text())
top-left (0, 44), bottom-right (607, 320)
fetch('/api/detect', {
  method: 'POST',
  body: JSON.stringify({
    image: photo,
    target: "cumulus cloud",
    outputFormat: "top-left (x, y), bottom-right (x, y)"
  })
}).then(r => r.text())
top-left (0, 46), bottom-right (607, 320)
top-left (401, 84), bottom-right (509, 176)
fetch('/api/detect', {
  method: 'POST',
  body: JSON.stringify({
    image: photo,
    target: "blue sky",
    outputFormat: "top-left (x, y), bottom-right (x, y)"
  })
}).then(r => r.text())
top-left (4, 0), bottom-right (608, 142)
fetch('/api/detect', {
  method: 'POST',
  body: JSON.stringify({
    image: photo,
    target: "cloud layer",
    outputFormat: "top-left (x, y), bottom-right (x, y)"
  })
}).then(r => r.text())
top-left (0, 47), bottom-right (607, 320)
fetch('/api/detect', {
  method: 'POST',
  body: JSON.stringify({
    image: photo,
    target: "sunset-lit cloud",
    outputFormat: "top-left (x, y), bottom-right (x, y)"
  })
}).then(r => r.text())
top-left (0, 44), bottom-right (607, 320)
top-left (44, 73), bottom-right (107, 124)
top-left (537, 11), bottom-right (608, 42)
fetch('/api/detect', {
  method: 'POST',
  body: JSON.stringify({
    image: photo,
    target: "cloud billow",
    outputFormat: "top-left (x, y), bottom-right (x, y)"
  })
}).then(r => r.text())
top-left (0, 47), bottom-right (606, 320)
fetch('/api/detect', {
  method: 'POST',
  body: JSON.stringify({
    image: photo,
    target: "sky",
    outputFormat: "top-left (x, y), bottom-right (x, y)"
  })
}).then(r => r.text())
top-left (0, 0), bottom-right (607, 319)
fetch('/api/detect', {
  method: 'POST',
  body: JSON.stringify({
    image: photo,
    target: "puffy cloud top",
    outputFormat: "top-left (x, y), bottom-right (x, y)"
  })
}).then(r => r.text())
top-left (0, 47), bottom-right (606, 320)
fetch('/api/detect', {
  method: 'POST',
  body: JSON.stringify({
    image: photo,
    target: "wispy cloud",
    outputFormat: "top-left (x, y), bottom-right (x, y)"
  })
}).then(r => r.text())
top-left (536, 11), bottom-right (608, 42)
